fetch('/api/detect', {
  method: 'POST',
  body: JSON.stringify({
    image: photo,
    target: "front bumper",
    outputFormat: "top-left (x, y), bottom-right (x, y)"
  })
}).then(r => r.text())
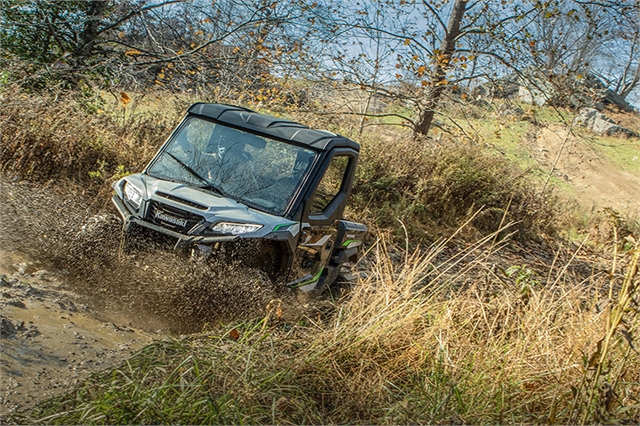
top-left (112, 195), bottom-right (239, 247)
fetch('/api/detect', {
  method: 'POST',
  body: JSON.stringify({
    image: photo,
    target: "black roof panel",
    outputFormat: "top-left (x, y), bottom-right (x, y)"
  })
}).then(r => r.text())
top-left (187, 103), bottom-right (359, 151)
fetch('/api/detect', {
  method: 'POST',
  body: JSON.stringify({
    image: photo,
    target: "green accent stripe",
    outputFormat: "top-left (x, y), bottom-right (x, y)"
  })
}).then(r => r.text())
top-left (342, 239), bottom-right (361, 247)
top-left (292, 268), bottom-right (324, 288)
top-left (273, 223), bottom-right (296, 232)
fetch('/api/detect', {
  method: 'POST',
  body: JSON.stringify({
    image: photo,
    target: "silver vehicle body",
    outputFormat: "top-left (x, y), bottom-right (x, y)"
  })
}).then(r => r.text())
top-left (112, 103), bottom-right (366, 292)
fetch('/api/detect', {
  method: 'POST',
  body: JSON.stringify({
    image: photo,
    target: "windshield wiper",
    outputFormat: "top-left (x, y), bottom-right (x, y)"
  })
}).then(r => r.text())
top-left (165, 152), bottom-right (222, 195)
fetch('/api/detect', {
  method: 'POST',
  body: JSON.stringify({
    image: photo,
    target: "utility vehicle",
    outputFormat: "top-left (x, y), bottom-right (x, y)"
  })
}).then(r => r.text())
top-left (111, 103), bottom-right (366, 292)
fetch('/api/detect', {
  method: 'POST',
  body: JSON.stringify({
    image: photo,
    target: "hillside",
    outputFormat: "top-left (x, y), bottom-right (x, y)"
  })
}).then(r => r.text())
top-left (1, 90), bottom-right (639, 424)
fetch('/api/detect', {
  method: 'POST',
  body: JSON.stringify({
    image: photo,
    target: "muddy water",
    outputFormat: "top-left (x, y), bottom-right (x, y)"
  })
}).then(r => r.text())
top-left (0, 177), bottom-right (288, 414)
top-left (1, 260), bottom-right (156, 414)
top-left (1, 178), bottom-right (284, 333)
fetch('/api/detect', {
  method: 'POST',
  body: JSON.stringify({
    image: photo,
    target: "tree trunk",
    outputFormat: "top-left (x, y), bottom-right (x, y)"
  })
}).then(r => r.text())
top-left (619, 57), bottom-right (640, 100)
top-left (415, 0), bottom-right (468, 137)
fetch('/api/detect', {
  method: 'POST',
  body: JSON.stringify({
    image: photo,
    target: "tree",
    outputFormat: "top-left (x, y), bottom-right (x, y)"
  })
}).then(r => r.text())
top-left (414, 0), bottom-right (467, 136)
top-left (302, 0), bottom-right (639, 138)
top-left (304, 0), bottom-right (553, 137)
top-left (0, 0), bottom-right (306, 96)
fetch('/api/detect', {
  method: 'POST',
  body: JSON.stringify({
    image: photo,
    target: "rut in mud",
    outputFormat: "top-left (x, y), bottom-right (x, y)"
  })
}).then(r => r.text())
top-left (1, 178), bottom-right (287, 335)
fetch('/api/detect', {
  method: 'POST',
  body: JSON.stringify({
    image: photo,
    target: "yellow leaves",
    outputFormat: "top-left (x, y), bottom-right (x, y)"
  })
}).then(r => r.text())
top-left (233, 46), bottom-right (241, 54)
top-left (417, 65), bottom-right (427, 77)
top-left (176, 49), bottom-right (184, 55)
top-left (124, 49), bottom-right (141, 56)
top-left (119, 92), bottom-right (131, 108)
top-left (404, 39), bottom-right (411, 45)
top-left (203, 17), bottom-right (212, 24)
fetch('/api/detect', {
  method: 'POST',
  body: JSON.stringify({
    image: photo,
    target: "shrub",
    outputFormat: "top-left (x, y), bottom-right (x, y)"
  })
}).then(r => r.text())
top-left (352, 133), bottom-right (556, 241)
top-left (0, 89), bottom-right (178, 192)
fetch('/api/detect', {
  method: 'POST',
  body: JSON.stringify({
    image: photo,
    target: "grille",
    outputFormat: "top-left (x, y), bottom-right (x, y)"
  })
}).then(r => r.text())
top-left (148, 201), bottom-right (204, 234)
top-left (156, 191), bottom-right (208, 210)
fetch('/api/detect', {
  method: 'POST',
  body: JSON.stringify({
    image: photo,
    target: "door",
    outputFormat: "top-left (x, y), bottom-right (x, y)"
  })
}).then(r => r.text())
top-left (288, 149), bottom-right (358, 291)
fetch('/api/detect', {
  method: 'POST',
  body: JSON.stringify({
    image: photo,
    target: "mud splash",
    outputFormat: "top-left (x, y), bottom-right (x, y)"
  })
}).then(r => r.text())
top-left (0, 176), bottom-right (320, 416)
top-left (0, 178), bottom-right (286, 335)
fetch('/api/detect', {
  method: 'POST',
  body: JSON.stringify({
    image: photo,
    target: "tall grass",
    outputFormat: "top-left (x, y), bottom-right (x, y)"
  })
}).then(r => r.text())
top-left (0, 89), bottom-right (178, 195)
top-left (3, 88), bottom-right (637, 424)
top-left (352, 132), bottom-right (557, 241)
top-left (18, 228), bottom-right (639, 424)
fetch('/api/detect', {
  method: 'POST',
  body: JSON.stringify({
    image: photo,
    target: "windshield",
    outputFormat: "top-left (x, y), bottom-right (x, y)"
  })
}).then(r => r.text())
top-left (146, 116), bottom-right (317, 216)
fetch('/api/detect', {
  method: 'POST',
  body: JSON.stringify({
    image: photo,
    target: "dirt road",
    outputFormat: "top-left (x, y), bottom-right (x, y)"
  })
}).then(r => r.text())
top-left (532, 124), bottom-right (640, 215)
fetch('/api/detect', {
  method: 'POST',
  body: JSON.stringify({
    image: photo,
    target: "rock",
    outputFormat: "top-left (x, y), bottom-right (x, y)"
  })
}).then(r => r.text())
top-left (1, 316), bottom-right (17, 337)
top-left (16, 263), bottom-right (29, 275)
top-left (499, 104), bottom-right (525, 119)
top-left (573, 108), bottom-right (638, 138)
top-left (32, 270), bottom-right (50, 281)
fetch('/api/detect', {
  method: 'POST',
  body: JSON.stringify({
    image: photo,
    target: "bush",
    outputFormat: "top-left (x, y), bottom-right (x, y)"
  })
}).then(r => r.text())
top-left (351, 133), bottom-right (557, 241)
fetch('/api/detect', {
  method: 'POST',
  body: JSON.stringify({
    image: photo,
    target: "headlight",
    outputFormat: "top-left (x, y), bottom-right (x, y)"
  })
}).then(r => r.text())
top-left (124, 181), bottom-right (143, 208)
top-left (211, 222), bottom-right (263, 235)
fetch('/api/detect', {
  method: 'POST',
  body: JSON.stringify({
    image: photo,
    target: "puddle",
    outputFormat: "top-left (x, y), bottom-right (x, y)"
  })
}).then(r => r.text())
top-left (0, 269), bottom-right (157, 415)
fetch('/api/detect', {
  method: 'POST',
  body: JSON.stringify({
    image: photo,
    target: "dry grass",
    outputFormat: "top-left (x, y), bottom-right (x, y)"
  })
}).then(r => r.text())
top-left (351, 131), bottom-right (557, 242)
top-left (3, 88), bottom-right (638, 424)
top-left (0, 89), bottom-right (178, 198)
top-left (18, 227), bottom-right (639, 424)
top-left (297, 228), bottom-right (639, 424)
top-left (1, 89), bottom-right (557, 241)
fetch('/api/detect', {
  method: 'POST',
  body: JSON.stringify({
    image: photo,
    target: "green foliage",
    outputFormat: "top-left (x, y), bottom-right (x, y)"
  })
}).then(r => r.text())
top-left (0, 0), bottom-right (119, 89)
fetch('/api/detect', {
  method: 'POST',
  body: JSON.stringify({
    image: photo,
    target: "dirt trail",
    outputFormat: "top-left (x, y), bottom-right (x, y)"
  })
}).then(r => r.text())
top-left (532, 124), bottom-right (640, 215)
top-left (0, 254), bottom-right (156, 414)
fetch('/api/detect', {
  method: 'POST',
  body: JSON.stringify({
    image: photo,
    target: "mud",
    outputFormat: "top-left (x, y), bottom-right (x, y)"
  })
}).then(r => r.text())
top-left (0, 261), bottom-right (155, 414)
top-left (0, 177), bottom-right (297, 415)
top-left (1, 178), bottom-right (287, 334)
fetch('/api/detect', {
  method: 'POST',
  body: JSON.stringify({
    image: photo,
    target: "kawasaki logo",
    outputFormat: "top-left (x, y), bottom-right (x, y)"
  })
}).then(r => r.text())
top-left (155, 211), bottom-right (187, 227)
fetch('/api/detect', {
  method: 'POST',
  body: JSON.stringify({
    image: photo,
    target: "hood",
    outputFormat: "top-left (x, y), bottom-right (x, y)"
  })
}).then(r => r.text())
top-left (116, 173), bottom-right (291, 238)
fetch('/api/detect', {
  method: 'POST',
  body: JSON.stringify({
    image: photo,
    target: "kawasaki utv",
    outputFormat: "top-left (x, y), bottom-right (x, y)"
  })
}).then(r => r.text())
top-left (111, 103), bottom-right (366, 292)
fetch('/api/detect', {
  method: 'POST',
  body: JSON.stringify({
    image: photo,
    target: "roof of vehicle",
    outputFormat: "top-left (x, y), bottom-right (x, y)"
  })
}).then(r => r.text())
top-left (187, 103), bottom-right (360, 152)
